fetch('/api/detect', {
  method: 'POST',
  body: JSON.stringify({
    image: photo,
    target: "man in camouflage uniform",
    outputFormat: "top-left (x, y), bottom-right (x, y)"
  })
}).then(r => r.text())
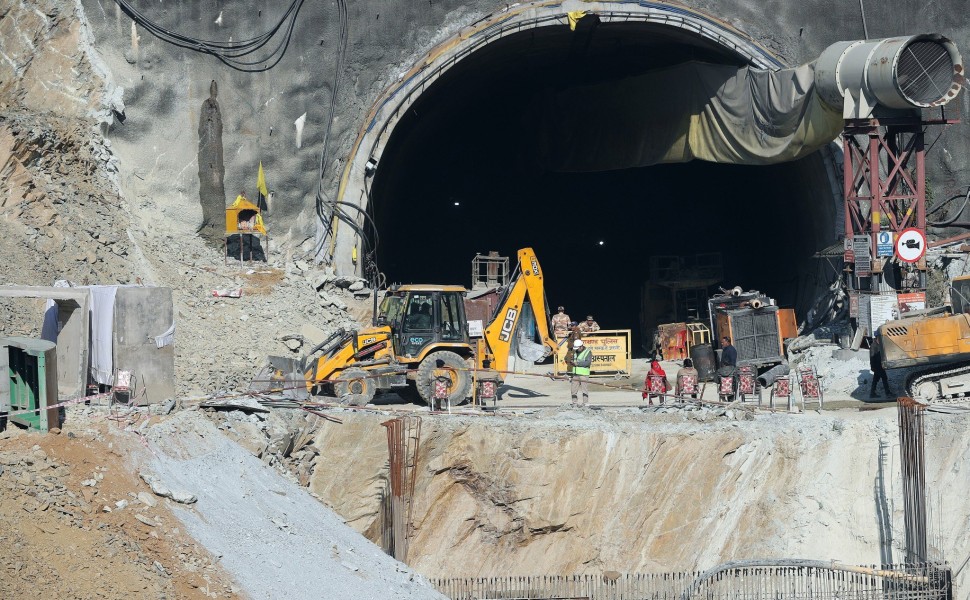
top-left (551, 306), bottom-right (571, 340)
top-left (578, 315), bottom-right (600, 333)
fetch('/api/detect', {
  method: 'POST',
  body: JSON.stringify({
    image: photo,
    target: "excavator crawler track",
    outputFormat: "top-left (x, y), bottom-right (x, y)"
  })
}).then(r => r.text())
top-left (906, 362), bottom-right (970, 403)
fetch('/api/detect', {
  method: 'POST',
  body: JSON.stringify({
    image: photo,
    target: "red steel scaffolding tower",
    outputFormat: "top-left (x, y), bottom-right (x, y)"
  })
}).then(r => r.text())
top-left (842, 112), bottom-right (958, 320)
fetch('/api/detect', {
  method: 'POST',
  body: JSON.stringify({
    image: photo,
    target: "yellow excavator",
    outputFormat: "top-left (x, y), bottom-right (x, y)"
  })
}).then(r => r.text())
top-left (879, 275), bottom-right (970, 402)
top-left (269, 248), bottom-right (557, 406)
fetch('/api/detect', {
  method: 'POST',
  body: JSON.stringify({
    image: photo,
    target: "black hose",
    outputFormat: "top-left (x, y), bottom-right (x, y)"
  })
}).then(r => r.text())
top-left (112, 0), bottom-right (306, 72)
top-left (927, 190), bottom-right (970, 227)
top-left (757, 363), bottom-right (790, 387)
top-left (314, 0), bottom-right (354, 259)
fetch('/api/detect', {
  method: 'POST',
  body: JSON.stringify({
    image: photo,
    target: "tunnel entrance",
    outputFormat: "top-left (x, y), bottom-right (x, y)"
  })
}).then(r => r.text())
top-left (361, 13), bottom-right (840, 351)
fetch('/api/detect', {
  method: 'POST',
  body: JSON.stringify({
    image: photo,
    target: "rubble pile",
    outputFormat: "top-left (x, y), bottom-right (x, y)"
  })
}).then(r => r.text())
top-left (0, 112), bottom-right (135, 329)
top-left (209, 402), bottom-right (322, 486)
top-left (0, 420), bottom-right (239, 598)
top-left (135, 251), bottom-right (366, 396)
top-left (786, 324), bottom-right (913, 396)
top-left (0, 0), bottom-right (128, 332)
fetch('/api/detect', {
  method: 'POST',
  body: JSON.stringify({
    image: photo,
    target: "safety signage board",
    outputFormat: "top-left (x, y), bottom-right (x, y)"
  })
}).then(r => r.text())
top-left (897, 292), bottom-right (926, 315)
top-left (876, 231), bottom-right (894, 257)
top-left (852, 235), bottom-right (872, 276)
top-left (895, 228), bottom-right (926, 263)
top-left (467, 320), bottom-right (484, 337)
top-left (871, 294), bottom-right (899, 330)
top-left (858, 293), bottom-right (899, 336)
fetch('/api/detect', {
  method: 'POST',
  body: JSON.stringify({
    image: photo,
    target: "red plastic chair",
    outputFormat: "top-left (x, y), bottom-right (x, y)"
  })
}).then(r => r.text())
top-left (432, 376), bottom-right (452, 412)
top-left (717, 374), bottom-right (735, 402)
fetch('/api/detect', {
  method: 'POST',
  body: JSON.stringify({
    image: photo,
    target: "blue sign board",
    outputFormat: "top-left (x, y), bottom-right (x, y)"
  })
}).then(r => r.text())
top-left (876, 231), bottom-right (893, 257)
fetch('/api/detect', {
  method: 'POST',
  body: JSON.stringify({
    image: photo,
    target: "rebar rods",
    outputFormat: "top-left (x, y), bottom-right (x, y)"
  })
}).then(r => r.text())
top-left (899, 397), bottom-right (928, 564)
top-left (381, 415), bottom-right (422, 562)
top-left (431, 561), bottom-right (951, 599)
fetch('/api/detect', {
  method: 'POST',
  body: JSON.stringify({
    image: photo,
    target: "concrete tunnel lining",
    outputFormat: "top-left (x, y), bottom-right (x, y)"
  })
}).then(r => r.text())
top-left (330, 1), bottom-right (793, 270)
top-left (329, 1), bottom-right (843, 346)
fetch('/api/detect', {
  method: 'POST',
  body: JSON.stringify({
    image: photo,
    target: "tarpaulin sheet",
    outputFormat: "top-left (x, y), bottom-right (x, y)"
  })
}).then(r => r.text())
top-left (534, 60), bottom-right (843, 172)
top-left (88, 286), bottom-right (118, 385)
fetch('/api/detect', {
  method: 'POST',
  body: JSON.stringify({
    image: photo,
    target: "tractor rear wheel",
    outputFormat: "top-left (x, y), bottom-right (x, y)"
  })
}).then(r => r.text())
top-left (332, 367), bottom-right (375, 406)
top-left (415, 351), bottom-right (472, 407)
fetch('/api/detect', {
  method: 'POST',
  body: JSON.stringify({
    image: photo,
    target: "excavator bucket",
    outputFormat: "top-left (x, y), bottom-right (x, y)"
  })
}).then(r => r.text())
top-left (515, 304), bottom-right (553, 363)
top-left (517, 330), bottom-right (550, 363)
top-left (249, 355), bottom-right (309, 400)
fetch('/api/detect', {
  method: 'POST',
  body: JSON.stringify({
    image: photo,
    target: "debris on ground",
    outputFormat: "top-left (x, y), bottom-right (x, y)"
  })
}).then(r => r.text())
top-left (0, 417), bottom-right (238, 598)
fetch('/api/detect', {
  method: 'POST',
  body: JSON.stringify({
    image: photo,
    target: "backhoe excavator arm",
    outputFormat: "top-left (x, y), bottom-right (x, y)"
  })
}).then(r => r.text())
top-left (482, 248), bottom-right (558, 375)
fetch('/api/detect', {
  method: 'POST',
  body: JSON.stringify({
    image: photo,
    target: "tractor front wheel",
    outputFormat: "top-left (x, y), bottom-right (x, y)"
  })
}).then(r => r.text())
top-left (332, 368), bottom-right (376, 406)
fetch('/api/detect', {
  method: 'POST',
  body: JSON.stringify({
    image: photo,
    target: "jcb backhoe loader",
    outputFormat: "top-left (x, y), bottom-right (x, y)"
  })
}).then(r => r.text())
top-left (259, 248), bottom-right (557, 406)
top-left (879, 275), bottom-right (970, 402)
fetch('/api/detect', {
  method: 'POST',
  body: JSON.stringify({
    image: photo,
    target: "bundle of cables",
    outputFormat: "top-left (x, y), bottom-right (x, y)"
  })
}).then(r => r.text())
top-left (310, 0), bottom-right (379, 262)
top-left (113, 0), bottom-right (306, 72)
top-left (117, 0), bottom-right (375, 267)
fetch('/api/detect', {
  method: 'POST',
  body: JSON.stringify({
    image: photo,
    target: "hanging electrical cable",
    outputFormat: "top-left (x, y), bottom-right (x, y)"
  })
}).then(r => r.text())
top-left (112, 0), bottom-right (306, 72)
top-left (118, 0), bottom-right (371, 265)
top-left (312, 0), bottom-right (371, 265)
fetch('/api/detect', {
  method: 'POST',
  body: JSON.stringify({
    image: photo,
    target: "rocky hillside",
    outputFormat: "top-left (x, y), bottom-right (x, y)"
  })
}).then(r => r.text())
top-left (0, 0), bottom-right (370, 397)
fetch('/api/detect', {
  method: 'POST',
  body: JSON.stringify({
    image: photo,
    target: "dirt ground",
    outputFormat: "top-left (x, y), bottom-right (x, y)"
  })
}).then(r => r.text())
top-left (0, 417), bottom-right (241, 599)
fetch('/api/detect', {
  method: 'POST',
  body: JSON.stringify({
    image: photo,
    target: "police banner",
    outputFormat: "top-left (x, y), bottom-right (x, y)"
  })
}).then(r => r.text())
top-left (555, 329), bottom-right (632, 377)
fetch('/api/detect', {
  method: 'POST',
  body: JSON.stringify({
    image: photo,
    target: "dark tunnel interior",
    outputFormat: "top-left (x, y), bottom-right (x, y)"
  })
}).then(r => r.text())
top-left (369, 19), bottom-right (839, 352)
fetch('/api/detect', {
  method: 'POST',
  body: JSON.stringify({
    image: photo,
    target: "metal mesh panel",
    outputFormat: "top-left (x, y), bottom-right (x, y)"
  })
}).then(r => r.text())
top-left (731, 311), bottom-right (780, 363)
top-left (898, 41), bottom-right (954, 105)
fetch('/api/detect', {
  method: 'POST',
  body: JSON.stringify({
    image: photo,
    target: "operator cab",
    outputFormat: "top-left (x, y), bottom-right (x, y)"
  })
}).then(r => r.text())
top-left (378, 285), bottom-right (469, 358)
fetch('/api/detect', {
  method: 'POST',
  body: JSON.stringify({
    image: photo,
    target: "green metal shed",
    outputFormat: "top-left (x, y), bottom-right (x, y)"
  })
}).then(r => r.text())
top-left (1, 337), bottom-right (59, 432)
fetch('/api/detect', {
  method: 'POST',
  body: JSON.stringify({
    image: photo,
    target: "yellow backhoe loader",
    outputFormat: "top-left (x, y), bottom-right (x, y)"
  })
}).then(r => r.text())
top-left (259, 248), bottom-right (557, 406)
top-left (879, 275), bottom-right (970, 402)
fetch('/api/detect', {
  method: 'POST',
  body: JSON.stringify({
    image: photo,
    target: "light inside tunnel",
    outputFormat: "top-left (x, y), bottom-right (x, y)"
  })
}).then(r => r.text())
top-left (369, 18), bottom-right (839, 351)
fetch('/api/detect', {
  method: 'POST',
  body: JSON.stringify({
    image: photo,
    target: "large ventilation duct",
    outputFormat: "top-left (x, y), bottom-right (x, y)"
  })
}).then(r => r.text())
top-left (815, 34), bottom-right (964, 117)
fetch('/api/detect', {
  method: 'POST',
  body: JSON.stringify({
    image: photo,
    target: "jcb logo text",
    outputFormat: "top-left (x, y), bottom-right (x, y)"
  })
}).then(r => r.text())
top-left (498, 308), bottom-right (518, 342)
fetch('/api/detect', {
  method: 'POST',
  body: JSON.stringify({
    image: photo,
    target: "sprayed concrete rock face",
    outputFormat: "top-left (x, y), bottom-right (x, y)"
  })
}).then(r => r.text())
top-left (74, 0), bottom-right (970, 261)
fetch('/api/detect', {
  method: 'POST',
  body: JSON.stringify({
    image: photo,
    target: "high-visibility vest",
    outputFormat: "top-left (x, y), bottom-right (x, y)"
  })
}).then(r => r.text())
top-left (571, 348), bottom-right (591, 376)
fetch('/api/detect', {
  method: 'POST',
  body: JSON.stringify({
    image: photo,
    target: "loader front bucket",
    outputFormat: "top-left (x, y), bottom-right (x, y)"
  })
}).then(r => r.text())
top-left (250, 355), bottom-right (310, 400)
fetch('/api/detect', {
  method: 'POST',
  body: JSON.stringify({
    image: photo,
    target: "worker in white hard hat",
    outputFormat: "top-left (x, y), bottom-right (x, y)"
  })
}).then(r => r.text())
top-left (566, 338), bottom-right (593, 407)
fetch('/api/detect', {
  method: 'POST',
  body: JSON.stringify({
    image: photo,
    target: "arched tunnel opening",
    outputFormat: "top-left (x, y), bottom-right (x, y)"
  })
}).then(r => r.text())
top-left (370, 17), bottom-right (839, 351)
